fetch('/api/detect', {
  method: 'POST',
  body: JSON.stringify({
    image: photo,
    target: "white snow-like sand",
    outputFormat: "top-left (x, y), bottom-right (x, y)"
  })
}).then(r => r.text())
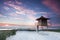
top-left (6, 31), bottom-right (60, 40)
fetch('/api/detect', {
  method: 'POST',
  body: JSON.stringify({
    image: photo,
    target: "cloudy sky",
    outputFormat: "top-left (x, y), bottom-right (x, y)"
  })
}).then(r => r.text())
top-left (0, 0), bottom-right (60, 26)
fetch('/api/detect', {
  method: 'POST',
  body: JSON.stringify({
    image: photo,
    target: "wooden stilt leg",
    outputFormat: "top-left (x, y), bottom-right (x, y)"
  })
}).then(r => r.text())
top-left (37, 25), bottom-right (39, 32)
top-left (47, 26), bottom-right (48, 31)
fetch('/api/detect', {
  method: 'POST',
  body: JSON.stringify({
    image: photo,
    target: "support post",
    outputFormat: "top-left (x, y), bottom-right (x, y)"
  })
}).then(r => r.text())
top-left (36, 25), bottom-right (39, 32)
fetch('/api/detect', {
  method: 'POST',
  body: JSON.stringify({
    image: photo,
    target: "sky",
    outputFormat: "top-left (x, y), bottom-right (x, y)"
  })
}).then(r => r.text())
top-left (0, 0), bottom-right (60, 26)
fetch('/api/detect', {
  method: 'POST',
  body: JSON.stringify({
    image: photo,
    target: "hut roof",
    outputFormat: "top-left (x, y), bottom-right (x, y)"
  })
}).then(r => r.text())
top-left (36, 16), bottom-right (50, 21)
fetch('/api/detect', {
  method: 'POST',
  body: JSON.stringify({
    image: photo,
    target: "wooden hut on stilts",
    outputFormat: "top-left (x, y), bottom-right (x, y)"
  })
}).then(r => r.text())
top-left (36, 16), bottom-right (50, 32)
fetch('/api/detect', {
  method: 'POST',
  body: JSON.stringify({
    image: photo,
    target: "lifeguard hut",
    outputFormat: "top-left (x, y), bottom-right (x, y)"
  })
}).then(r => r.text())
top-left (36, 16), bottom-right (50, 31)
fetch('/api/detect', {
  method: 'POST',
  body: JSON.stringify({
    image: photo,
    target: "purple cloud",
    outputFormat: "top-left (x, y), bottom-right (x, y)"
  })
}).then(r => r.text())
top-left (42, 0), bottom-right (60, 14)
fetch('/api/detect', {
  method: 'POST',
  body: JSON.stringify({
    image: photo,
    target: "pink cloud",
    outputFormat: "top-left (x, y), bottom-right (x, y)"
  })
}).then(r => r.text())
top-left (9, 13), bottom-right (18, 16)
top-left (42, 0), bottom-right (60, 14)
top-left (4, 0), bottom-right (22, 5)
top-left (4, 1), bottom-right (37, 21)
top-left (52, 24), bottom-right (60, 26)
top-left (15, 1), bottom-right (22, 5)
top-left (4, 1), bottom-right (36, 15)
top-left (0, 14), bottom-right (7, 17)
top-left (16, 11), bottom-right (26, 15)
top-left (0, 14), bottom-right (3, 16)
top-left (3, 6), bottom-right (10, 10)
top-left (27, 15), bottom-right (36, 20)
top-left (14, 17), bottom-right (24, 20)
